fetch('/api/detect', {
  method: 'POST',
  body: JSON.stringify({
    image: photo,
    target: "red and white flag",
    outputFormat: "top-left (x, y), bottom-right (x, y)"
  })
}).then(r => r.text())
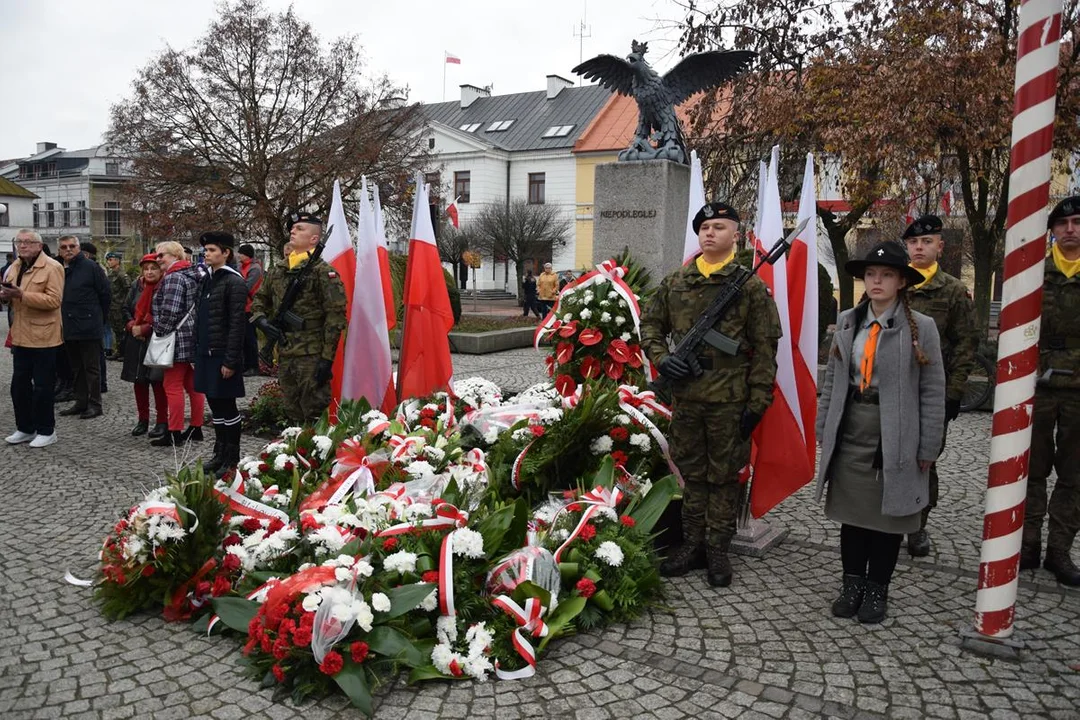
top-left (940, 182), bottom-right (953, 216)
top-left (372, 185), bottom-right (397, 331)
top-left (445, 52), bottom-right (461, 65)
top-left (904, 195), bottom-right (918, 226)
top-left (342, 177), bottom-right (396, 413)
top-left (682, 150), bottom-right (706, 265)
top-left (446, 197), bottom-right (460, 229)
top-left (323, 180), bottom-right (357, 421)
top-left (749, 146), bottom-right (814, 518)
top-left (398, 176), bottom-right (455, 400)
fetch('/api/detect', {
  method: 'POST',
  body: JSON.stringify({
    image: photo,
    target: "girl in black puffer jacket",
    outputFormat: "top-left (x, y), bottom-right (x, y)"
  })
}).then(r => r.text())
top-left (193, 231), bottom-right (248, 477)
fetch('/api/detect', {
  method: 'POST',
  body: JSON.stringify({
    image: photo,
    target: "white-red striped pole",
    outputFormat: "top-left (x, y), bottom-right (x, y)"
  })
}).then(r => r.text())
top-left (972, 0), bottom-right (1063, 639)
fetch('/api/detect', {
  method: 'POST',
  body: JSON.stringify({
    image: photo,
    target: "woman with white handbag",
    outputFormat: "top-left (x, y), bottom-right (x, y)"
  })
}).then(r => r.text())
top-left (148, 240), bottom-right (205, 447)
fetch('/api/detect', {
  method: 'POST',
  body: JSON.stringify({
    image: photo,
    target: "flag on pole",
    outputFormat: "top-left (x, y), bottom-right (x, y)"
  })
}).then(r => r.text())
top-left (372, 185), bottom-right (397, 331)
top-left (940, 182), bottom-right (953, 216)
top-left (398, 176), bottom-right (455, 400)
top-left (323, 180), bottom-right (357, 420)
top-left (445, 52), bottom-right (461, 65)
top-left (904, 195), bottom-right (918, 225)
top-left (682, 150), bottom-right (706, 264)
top-left (342, 177), bottom-right (396, 413)
top-left (446, 197), bottom-right (460, 229)
top-left (785, 153), bottom-right (820, 474)
top-left (749, 146), bottom-right (814, 518)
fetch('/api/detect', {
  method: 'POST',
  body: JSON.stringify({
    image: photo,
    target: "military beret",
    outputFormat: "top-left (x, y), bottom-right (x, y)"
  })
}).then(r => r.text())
top-left (288, 211), bottom-right (323, 228)
top-left (105, 251), bottom-right (122, 260)
top-left (692, 202), bottom-right (741, 234)
top-left (902, 215), bottom-right (943, 239)
top-left (238, 243), bottom-right (255, 258)
top-left (1049, 195), bottom-right (1080, 228)
top-left (199, 231), bottom-right (236, 249)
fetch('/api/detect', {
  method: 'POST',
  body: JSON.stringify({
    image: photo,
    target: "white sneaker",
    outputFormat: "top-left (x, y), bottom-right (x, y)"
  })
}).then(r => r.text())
top-left (5, 431), bottom-right (36, 445)
top-left (28, 433), bottom-right (57, 448)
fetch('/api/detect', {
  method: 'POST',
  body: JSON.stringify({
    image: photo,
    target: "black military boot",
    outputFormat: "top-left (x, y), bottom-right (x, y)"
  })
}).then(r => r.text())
top-left (215, 425), bottom-right (242, 479)
top-left (1019, 541), bottom-right (1042, 571)
top-left (203, 426), bottom-right (226, 474)
top-left (1043, 548), bottom-right (1080, 587)
top-left (831, 574), bottom-right (866, 618)
top-left (182, 425), bottom-right (204, 442)
top-left (907, 529), bottom-right (931, 557)
top-left (148, 422), bottom-right (168, 439)
top-left (857, 581), bottom-right (889, 624)
top-left (150, 430), bottom-right (186, 447)
top-left (130, 420), bottom-right (149, 437)
top-left (705, 545), bottom-right (733, 588)
top-left (659, 543), bottom-right (706, 577)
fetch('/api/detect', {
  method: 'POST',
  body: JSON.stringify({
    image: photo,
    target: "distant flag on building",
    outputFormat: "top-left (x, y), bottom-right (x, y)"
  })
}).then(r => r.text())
top-left (446, 197), bottom-right (461, 229)
top-left (904, 195), bottom-right (918, 226)
top-left (682, 150), bottom-right (707, 265)
top-left (940, 182), bottom-right (954, 216)
top-left (372, 185), bottom-right (397, 331)
top-left (445, 52), bottom-right (461, 65)
top-left (323, 180), bottom-right (357, 421)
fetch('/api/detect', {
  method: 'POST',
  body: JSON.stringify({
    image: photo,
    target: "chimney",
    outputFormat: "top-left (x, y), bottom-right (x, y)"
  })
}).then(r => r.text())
top-left (460, 84), bottom-right (491, 109)
top-left (36, 142), bottom-right (57, 154)
top-left (546, 75), bottom-right (574, 100)
top-left (379, 96), bottom-right (407, 109)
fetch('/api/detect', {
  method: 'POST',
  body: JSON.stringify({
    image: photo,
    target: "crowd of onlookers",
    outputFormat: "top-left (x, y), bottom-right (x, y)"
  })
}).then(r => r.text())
top-left (521, 263), bottom-right (578, 319)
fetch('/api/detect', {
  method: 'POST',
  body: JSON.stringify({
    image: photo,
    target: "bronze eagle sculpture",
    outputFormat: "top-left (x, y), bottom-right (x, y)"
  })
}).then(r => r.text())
top-left (573, 40), bottom-right (754, 164)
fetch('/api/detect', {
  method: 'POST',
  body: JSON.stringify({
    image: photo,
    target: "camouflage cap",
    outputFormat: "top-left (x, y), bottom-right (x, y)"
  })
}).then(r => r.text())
top-left (692, 202), bottom-right (741, 234)
top-left (1049, 195), bottom-right (1080, 228)
top-left (902, 214), bottom-right (943, 239)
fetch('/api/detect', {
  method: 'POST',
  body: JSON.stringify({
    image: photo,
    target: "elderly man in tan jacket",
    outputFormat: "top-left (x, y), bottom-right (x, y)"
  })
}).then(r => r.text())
top-left (1, 229), bottom-right (65, 448)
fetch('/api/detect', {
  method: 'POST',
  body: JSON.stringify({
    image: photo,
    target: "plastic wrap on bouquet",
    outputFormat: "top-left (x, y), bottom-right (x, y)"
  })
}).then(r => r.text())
top-left (460, 403), bottom-right (549, 438)
top-left (485, 546), bottom-right (561, 603)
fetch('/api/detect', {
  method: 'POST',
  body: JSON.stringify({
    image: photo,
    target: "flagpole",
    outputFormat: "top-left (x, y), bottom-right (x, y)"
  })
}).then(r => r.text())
top-left (443, 52), bottom-right (447, 102)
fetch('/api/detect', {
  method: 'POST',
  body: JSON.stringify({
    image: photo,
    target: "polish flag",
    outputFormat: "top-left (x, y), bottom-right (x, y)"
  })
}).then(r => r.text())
top-left (446, 197), bottom-right (460, 229)
top-left (445, 52), bottom-right (461, 65)
top-left (372, 184), bottom-right (397, 331)
top-left (749, 146), bottom-right (814, 518)
top-left (342, 177), bottom-right (396, 413)
top-left (785, 153), bottom-right (820, 474)
top-left (682, 150), bottom-right (706, 265)
top-left (397, 176), bottom-right (454, 400)
top-left (904, 195), bottom-right (918, 226)
top-left (324, 180), bottom-right (356, 421)
top-left (940, 183), bottom-right (953, 216)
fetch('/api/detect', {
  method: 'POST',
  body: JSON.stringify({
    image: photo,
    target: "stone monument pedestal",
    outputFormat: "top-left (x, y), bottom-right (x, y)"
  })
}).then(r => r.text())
top-left (592, 160), bottom-right (690, 280)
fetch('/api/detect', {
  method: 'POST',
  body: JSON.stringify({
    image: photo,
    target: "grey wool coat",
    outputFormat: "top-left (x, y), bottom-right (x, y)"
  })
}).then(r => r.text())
top-left (815, 301), bottom-right (946, 517)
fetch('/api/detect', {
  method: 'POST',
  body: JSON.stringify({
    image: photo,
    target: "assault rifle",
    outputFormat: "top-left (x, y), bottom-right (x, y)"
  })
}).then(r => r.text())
top-left (258, 224), bottom-right (334, 365)
top-left (648, 217), bottom-right (809, 402)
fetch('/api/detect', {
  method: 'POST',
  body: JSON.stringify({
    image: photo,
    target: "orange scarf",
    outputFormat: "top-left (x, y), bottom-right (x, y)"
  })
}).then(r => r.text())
top-left (859, 323), bottom-right (881, 391)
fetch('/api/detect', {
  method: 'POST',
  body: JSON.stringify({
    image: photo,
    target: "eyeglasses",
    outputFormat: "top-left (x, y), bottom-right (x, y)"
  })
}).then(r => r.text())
top-left (14, 240), bottom-right (41, 246)
top-left (59, 244), bottom-right (77, 251)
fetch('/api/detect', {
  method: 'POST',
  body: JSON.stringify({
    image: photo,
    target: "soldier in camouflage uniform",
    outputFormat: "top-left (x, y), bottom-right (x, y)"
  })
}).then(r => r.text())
top-left (641, 202), bottom-right (781, 588)
top-left (251, 212), bottom-right (347, 423)
top-left (105, 252), bottom-right (132, 358)
top-left (1022, 196), bottom-right (1080, 586)
top-left (902, 215), bottom-right (977, 557)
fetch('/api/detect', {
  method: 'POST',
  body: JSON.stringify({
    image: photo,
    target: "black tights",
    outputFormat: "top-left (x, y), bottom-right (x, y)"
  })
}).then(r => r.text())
top-left (840, 524), bottom-right (903, 585)
top-left (206, 397), bottom-right (240, 426)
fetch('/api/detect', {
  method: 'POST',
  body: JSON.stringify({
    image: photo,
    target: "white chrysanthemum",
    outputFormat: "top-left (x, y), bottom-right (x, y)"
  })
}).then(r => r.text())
top-left (595, 506), bottom-right (618, 523)
top-left (451, 528), bottom-right (485, 559)
top-left (482, 428), bottom-right (500, 445)
top-left (423, 446), bottom-right (446, 463)
top-left (437, 614), bottom-right (458, 644)
top-left (353, 599), bottom-right (375, 632)
top-left (384, 551), bottom-right (418, 575)
top-left (124, 536), bottom-right (145, 560)
top-left (554, 528), bottom-right (570, 542)
top-left (512, 427), bottom-right (534, 443)
top-left (589, 436), bottom-right (614, 454)
top-left (362, 410), bottom-right (387, 423)
top-left (600, 312), bottom-right (612, 323)
top-left (615, 316), bottom-right (626, 326)
top-left (419, 587), bottom-right (438, 612)
top-left (273, 454), bottom-right (292, 471)
top-left (538, 407), bottom-right (564, 424)
top-left (579, 308), bottom-right (592, 320)
top-left (465, 621), bottom-right (493, 652)
top-left (463, 655), bottom-right (493, 681)
top-left (630, 433), bottom-right (652, 451)
top-left (308, 526), bottom-right (346, 555)
top-left (405, 460), bottom-right (435, 478)
top-left (311, 435), bottom-right (333, 459)
top-left (264, 441), bottom-right (288, 455)
top-left (615, 414), bottom-right (631, 425)
top-left (371, 592), bottom-right (391, 613)
top-left (403, 503), bottom-right (433, 521)
top-left (281, 427), bottom-right (303, 440)
top-left (596, 541), bottom-right (625, 567)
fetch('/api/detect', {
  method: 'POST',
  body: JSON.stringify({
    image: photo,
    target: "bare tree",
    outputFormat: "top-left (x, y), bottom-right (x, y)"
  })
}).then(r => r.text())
top-left (108, 0), bottom-right (428, 252)
top-left (467, 200), bottom-right (571, 297)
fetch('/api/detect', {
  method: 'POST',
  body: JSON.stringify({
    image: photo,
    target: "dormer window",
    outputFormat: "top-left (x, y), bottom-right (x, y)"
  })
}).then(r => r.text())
top-left (459, 123), bottom-right (481, 133)
top-left (486, 120), bottom-right (515, 132)
top-left (542, 125), bottom-right (575, 138)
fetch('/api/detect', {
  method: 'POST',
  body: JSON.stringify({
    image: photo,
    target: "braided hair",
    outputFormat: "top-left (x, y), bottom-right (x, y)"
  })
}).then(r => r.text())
top-left (900, 289), bottom-right (929, 365)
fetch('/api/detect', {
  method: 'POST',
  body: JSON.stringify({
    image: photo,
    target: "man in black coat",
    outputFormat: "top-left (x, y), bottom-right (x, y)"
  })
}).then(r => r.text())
top-left (57, 236), bottom-right (110, 419)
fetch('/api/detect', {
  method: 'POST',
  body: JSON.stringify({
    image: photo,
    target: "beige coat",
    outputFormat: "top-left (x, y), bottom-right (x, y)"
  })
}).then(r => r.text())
top-left (537, 271), bottom-right (560, 301)
top-left (3, 252), bottom-right (65, 348)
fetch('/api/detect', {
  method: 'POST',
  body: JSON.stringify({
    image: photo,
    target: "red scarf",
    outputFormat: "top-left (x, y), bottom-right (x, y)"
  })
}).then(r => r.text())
top-left (133, 277), bottom-right (161, 331)
top-left (166, 259), bottom-right (192, 275)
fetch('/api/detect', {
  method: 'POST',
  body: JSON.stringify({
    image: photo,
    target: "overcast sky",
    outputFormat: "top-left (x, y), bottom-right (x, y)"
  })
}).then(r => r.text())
top-left (0, 0), bottom-right (689, 160)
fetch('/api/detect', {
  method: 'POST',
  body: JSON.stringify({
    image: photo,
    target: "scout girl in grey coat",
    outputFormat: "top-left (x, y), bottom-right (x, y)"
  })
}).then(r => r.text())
top-left (816, 241), bottom-right (946, 623)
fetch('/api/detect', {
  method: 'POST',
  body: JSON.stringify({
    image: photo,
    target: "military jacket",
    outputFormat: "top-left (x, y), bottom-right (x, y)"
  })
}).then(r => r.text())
top-left (107, 267), bottom-right (132, 326)
top-left (640, 261), bottom-right (781, 412)
top-left (1038, 263), bottom-right (1080, 390)
top-left (251, 256), bottom-right (347, 361)
top-left (906, 268), bottom-right (977, 401)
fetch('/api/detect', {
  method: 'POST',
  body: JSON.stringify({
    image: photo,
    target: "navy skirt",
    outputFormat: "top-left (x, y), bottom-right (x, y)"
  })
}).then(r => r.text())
top-left (194, 355), bottom-right (246, 399)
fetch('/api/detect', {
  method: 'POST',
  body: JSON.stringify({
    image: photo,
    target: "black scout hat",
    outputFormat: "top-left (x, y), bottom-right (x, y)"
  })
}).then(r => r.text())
top-left (845, 241), bottom-right (925, 287)
top-left (902, 214), bottom-right (943, 239)
top-left (1049, 196), bottom-right (1080, 228)
top-left (692, 202), bottom-right (741, 234)
top-left (199, 231), bottom-right (236, 249)
top-left (288, 211), bottom-right (323, 229)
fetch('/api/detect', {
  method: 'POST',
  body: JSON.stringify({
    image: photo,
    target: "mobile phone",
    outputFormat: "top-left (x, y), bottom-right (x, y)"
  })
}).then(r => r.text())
top-left (0, 282), bottom-right (14, 289)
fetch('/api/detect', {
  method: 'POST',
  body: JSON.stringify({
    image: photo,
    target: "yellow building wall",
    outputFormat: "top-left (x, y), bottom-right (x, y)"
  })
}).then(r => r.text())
top-left (574, 152), bottom-right (619, 270)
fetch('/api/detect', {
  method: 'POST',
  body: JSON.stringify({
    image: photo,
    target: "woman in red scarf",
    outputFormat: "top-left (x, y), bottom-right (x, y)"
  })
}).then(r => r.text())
top-left (121, 254), bottom-right (169, 437)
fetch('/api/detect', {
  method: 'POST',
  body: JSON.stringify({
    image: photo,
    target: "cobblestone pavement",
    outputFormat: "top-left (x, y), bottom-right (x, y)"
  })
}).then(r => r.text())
top-left (1, 343), bottom-right (1078, 720)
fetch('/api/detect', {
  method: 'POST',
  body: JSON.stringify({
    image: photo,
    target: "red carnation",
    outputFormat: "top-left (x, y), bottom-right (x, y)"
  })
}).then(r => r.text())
top-left (554, 374), bottom-right (577, 397)
top-left (422, 570), bottom-right (440, 583)
top-left (299, 612), bottom-right (315, 630)
top-left (258, 463), bottom-right (270, 473)
top-left (579, 355), bottom-right (602, 379)
top-left (350, 641), bottom-right (370, 663)
top-left (212, 575), bottom-right (233, 597)
top-left (557, 320), bottom-right (580, 338)
top-left (278, 618), bottom-right (296, 641)
top-left (448, 658), bottom-right (464, 677)
top-left (562, 490), bottom-right (576, 500)
top-left (113, 519), bottom-right (128, 535)
top-left (297, 447), bottom-right (308, 457)
top-left (611, 450), bottom-right (629, 467)
top-left (603, 358), bottom-right (624, 381)
top-left (609, 427), bottom-right (629, 442)
top-left (292, 627), bottom-right (312, 647)
top-left (578, 328), bottom-right (604, 346)
top-left (243, 637), bottom-right (258, 656)
top-left (606, 338), bottom-right (632, 364)
top-left (260, 634), bottom-right (273, 654)
top-left (221, 553), bottom-right (242, 573)
top-left (576, 577), bottom-right (597, 598)
top-left (421, 407), bottom-right (437, 418)
top-left (566, 503), bottom-right (582, 513)
top-left (556, 342), bottom-right (575, 365)
top-left (579, 523), bottom-right (597, 542)
top-left (272, 637), bottom-right (290, 660)
top-left (300, 515), bottom-right (320, 533)
top-left (260, 452), bottom-right (269, 461)
top-left (530, 425), bottom-right (546, 438)
top-left (267, 518), bottom-right (286, 534)
top-left (284, 461), bottom-right (295, 472)
top-left (141, 565), bottom-right (155, 577)
top-left (271, 664), bottom-right (286, 683)
top-left (195, 580), bottom-right (212, 598)
top-left (248, 615), bottom-right (262, 636)
top-left (154, 547), bottom-right (167, 559)
top-left (241, 517), bottom-right (262, 533)
top-left (620, 515), bottom-right (636, 528)
top-left (319, 650), bottom-right (344, 676)
top-left (382, 537), bottom-right (399, 551)
top-left (223, 533), bottom-right (241, 548)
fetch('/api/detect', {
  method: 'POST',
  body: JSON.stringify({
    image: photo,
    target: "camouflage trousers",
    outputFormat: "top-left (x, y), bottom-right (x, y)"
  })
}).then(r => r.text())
top-left (919, 419), bottom-right (951, 530)
top-left (1025, 388), bottom-right (1080, 552)
top-left (278, 354), bottom-right (331, 424)
top-left (669, 400), bottom-right (751, 549)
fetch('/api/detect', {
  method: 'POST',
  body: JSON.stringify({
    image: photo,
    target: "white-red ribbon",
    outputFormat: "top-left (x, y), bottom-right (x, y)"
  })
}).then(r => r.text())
top-left (511, 440), bottom-right (535, 490)
top-left (553, 486), bottom-right (623, 563)
top-left (213, 484), bottom-right (290, 524)
top-left (375, 502), bottom-right (469, 538)
top-left (389, 435), bottom-right (424, 463)
top-left (492, 595), bottom-right (548, 680)
top-left (616, 384), bottom-right (682, 485)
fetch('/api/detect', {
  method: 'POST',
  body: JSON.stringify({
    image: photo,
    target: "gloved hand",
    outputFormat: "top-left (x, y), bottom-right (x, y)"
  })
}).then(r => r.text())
top-left (945, 398), bottom-right (961, 422)
top-left (313, 358), bottom-right (334, 385)
top-left (740, 409), bottom-right (762, 441)
top-left (658, 355), bottom-right (691, 381)
top-left (255, 316), bottom-right (282, 342)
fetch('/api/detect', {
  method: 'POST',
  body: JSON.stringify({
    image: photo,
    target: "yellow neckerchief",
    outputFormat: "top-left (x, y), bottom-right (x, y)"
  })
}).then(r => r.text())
top-left (696, 251), bottom-right (736, 278)
top-left (1052, 243), bottom-right (1080, 279)
top-left (911, 261), bottom-right (939, 289)
top-left (288, 250), bottom-right (312, 270)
